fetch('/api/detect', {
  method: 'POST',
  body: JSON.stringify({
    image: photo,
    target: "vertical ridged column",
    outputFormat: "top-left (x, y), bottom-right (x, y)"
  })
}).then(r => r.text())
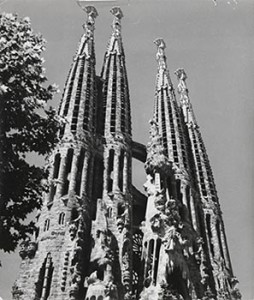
top-left (123, 153), bottom-right (128, 193)
top-left (69, 151), bottom-right (79, 192)
top-left (220, 224), bottom-right (232, 271)
top-left (56, 152), bottom-right (67, 197)
top-left (190, 190), bottom-right (198, 230)
top-left (175, 68), bottom-right (238, 297)
top-left (210, 215), bottom-right (221, 260)
top-left (86, 7), bottom-right (133, 300)
top-left (80, 152), bottom-right (89, 197)
top-left (113, 152), bottom-right (120, 191)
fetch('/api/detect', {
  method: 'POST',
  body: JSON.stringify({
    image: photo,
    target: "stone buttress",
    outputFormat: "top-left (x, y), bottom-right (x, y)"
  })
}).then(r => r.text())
top-left (84, 7), bottom-right (133, 300)
top-left (13, 6), bottom-right (99, 300)
top-left (175, 68), bottom-right (241, 300)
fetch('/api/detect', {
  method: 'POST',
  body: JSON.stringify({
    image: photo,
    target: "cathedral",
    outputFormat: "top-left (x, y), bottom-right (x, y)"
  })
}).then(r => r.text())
top-left (12, 6), bottom-right (241, 300)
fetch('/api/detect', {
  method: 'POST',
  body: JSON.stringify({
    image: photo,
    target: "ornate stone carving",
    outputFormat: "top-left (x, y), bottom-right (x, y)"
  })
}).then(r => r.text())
top-left (154, 38), bottom-right (167, 71)
top-left (27, 241), bottom-right (38, 258)
top-left (69, 222), bottom-right (78, 240)
top-left (19, 238), bottom-right (37, 259)
top-left (229, 277), bottom-right (242, 299)
top-left (145, 119), bottom-right (171, 176)
top-left (105, 279), bottom-right (118, 299)
top-left (110, 7), bottom-right (123, 20)
top-left (12, 281), bottom-right (23, 300)
top-left (158, 281), bottom-right (184, 300)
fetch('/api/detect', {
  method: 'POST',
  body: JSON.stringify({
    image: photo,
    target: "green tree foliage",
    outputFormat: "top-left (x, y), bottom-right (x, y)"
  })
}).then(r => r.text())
top-left (0, 13), bottom-right (60, 252)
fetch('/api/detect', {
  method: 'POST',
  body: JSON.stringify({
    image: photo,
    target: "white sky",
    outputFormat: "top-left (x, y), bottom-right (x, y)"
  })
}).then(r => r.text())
top-left (0, 0), bottom-right (253, 299)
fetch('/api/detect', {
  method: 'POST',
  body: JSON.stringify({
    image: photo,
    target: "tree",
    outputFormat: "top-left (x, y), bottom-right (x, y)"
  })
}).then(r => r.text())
top-left (0, 13), bottom-right (60, 252)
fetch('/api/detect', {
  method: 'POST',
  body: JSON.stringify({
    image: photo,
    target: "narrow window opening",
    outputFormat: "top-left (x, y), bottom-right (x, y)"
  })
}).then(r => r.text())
top-left (44, 219), bottom-right (50, 232)
top-left (75, 149), bottom-right (85, 196)
top-left (49, 153), bottom-right (61, 202)
top-left (186, 186), bottom-right (192, 224)
top-left (91, 157), bottom-right (103, 220)
top-left (107, 149), bottom-right (114, 192)
top-left (62, 149), bottom-right (74, 196)
top-left (145, 239), bottom-right (154, 281)
top-left (153, 239), bottom-right (161, 285)
top-left (166, 177), bottom-right (174, 199)
top-left (107, 207), bottom-right (113, 218)
top-left (118, 150), bottom-right (124, 192)
top-left (86, 157), bottom-right (92, 197)
top-left (176, 180), bottom-right (182, 204)
top-left (59, 212), bottom-right (65, 225)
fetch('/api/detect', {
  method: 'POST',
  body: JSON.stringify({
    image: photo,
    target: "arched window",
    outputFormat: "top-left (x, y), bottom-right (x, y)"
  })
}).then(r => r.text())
top-left (107, 207), bottom-right (113, 218)
top-left (58, 212), bottom-right (65, 225)
top-left (44, 219), bottom-right (50, 231)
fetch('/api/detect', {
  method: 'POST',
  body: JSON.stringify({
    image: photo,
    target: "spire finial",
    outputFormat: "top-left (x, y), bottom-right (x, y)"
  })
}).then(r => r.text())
top-left (154, 38), bottom-right (167, 70)
top-left (175, 68), bottom-right (198, 126)
top-left (175, 68), bottom-right (189, 105)
top-left (110, 7), bottom-right (123, 36)
top-left (76, 4), bottom-right (98, 35)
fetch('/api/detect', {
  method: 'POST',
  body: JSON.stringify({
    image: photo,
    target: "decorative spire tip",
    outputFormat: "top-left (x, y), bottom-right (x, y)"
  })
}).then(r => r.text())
top-left (154, 38), bottom-right (166, 50)
top-left (77, 2), bottom-right (98, 19)
top-left (175, 68), bottom-right (187, 81)
top-left (154, 38), bottom-right (167, 70)
top-left (110, 7), bottom-right (123, 19)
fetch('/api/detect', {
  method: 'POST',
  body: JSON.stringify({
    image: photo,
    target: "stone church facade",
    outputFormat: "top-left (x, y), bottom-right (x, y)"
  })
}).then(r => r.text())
top-left (12, 6), bottom-right (241, 300)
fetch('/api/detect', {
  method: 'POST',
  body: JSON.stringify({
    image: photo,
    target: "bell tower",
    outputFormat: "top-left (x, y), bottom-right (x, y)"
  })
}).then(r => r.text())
top-left (13, 6), bottom-right (99, 300)
top-left (12, 7), bottom-right (241, 300)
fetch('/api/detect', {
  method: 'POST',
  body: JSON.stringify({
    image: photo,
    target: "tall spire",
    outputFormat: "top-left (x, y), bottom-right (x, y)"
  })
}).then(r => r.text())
top-left (175, 68), bottom-right (197, 126)
top-left (175, 69), bottom-right (235, 290)
top-left (153, 39), bottom-right (189, 174)
top-left (106, 7), bottom-right (124, 55)
top-left (58, 6), bottom-right (98, 140)
top-left (154, 38), bottom-right (172, 89)
top-left (100, 7), bottom-right (131, 137)
top-left (175, 68), bottom-right (219, 209)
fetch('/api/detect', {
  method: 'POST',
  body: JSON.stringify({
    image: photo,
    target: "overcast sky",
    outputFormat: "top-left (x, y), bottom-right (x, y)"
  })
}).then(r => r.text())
top-left (0, 0), bottom-right (253, 299)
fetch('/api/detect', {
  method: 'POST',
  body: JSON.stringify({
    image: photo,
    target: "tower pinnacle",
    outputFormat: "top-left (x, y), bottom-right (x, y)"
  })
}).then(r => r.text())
top-left (105, 7), bottom-right (124, 56)
top-left (110, 7), bottom-right (123, 38)
top-left (175, 68), bottom-right (197, 126)
top-left (154, 38), bottom-right (167, 70)
top-left (82, 6), bottom-right (98, 36)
